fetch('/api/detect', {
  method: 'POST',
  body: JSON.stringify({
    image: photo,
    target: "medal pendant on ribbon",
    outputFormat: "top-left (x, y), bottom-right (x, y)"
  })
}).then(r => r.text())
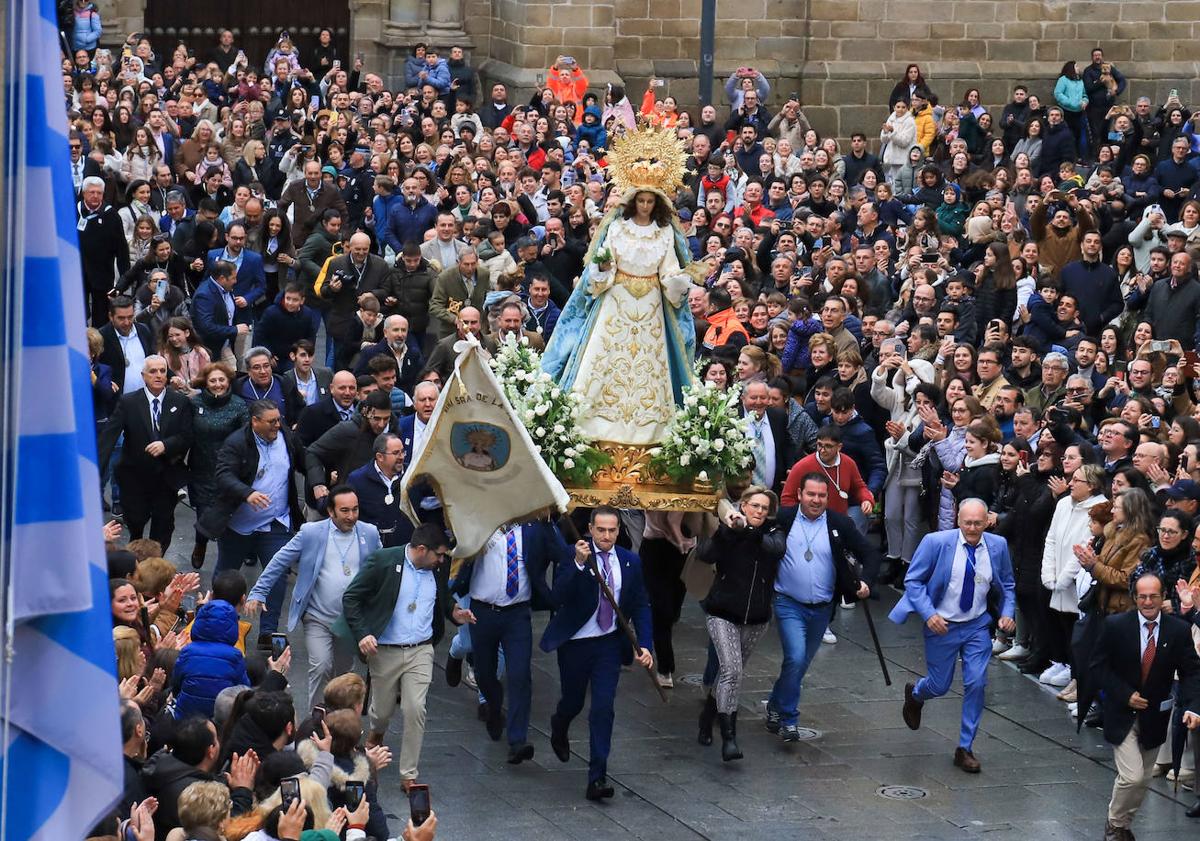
top-left (407, 602), bottom-right (417, 613)
top-left (804, 549), bottom-right (813, 561)
top-left (839, 489), bottom-right (849, 499)
top-left (384, 493), bottom-right (394, 505)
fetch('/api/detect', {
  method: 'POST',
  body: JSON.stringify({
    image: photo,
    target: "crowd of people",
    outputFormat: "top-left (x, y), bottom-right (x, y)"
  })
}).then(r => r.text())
top-left (70, 15), bottom-right (1200, 841)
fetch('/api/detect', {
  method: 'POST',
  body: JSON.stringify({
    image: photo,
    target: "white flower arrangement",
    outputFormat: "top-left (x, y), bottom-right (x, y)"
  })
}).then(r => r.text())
top-left (592, 246), bottom-right (612, 266)
top-left (649, 378), bottom-right (754, 485)
top-left (489, 334), bottom-right (610, 484)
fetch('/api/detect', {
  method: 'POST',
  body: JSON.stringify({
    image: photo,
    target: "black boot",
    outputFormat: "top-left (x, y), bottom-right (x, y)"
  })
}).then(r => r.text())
top-left (698, 695), bottom-right (717, 746)
top-left (1187, 799), bottom-right (1200, 818)
top-left (718, 712), bottom-right (742, 761)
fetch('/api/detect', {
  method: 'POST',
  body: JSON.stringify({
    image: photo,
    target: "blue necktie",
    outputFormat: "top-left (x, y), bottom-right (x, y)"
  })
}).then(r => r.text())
top-left (151, 396), bottom-right (161, 437)
top-left (505, 530), bottom-right (520, 598)
top-left (960, 543), bottom-right (977, 613)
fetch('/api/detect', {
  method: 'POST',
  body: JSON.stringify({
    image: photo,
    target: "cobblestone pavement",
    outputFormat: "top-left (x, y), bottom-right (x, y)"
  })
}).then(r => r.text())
top-left (161, 507), bottom-right (1198, 840)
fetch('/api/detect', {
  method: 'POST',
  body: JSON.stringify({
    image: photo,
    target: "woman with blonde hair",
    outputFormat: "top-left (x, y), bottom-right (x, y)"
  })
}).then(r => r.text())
top-left (735, 345), bottom-right (776, 384)
top-left (113, 625), bottom-right (146, 681)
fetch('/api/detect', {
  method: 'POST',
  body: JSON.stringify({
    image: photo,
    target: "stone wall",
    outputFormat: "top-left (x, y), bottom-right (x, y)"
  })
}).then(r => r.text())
top-left (796, 0), bottom-right (1200, 140)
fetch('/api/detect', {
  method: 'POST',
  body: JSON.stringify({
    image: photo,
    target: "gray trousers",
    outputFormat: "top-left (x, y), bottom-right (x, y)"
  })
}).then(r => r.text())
top-left (301, 614), bottom-right (356, 710)
top-left (705, 615), bottom-right (769, 714)
top-left (884, 475), bottom-right (925, 562)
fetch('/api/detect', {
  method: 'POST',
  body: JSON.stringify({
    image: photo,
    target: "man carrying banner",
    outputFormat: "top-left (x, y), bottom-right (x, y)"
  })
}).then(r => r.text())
top-left (539, 506), bottom-right (654, 801)
top-left (454, 522), bottom-right (567, 763)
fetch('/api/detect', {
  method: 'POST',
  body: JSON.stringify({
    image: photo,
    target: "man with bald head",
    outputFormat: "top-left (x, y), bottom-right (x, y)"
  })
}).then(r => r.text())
top-left (425, 305), bottom-right (498, 382)
top-left (296, 369), bottom-right (362, 447)
top-left (354, 314), bottom-right (422, 394)
top-left (321, 231), bottom-right (390, 369)
top-left (891, 498), bottom-right (1016, 774)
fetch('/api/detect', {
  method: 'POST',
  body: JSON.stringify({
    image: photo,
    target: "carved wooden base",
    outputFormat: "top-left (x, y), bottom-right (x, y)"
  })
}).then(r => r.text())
top-left (564, 442), bottom-right (723, 512)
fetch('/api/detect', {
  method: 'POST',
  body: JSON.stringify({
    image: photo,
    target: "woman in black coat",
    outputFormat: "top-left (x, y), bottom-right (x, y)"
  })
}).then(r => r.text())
top-left (945, 419), bottom-right (1002, 511)
top-left (695, 486), bottom-right (787, 762)
top-left (993, 439), bottom-right (1060, 673)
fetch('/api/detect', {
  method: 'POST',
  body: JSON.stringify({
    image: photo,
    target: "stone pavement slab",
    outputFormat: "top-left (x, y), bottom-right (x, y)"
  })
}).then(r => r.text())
top-left (157, 506), bottom-right (1198, 839)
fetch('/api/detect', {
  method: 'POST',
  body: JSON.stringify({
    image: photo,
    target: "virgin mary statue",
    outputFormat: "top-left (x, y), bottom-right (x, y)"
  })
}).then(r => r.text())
top-left (541, 128), bottom-right (698, 447)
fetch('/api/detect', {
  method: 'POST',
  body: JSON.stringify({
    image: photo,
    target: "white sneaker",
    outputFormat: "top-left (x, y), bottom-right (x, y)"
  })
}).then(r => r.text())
top-left (992, 638), bottom-right (1011, 655)
top-left (463, 664), bottom-right (477, 690)
top-left (1067, 702), bottom-right (1078, 714)
top-left (1045, 667), bottom-right (1071, 688)
top-left (822, 628), bottom-right (838, 644)
top-left (841, 597), bottom-right (856, 610)
top-left (656, 672), bottom-right (674, 689)
top-left (998, 644), bottom-right (1030, 661)
top-left (1039, 663), bottom-right (1065, 684)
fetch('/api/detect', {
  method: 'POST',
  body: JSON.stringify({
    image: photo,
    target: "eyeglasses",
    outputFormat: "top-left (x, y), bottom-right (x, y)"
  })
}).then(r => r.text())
top-left (1135, 592), bottom-right (1164, 601)
top-left (1158, 527), bottom-right (1182, 536)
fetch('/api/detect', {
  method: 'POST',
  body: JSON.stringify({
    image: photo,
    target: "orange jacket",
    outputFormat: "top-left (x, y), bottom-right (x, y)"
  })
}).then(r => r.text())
top-left (547, 66), bottom-right (589, 124)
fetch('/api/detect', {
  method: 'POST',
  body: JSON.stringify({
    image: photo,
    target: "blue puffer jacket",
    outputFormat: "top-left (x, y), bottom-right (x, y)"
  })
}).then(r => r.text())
top-left (172, 601), bottom-right (250, 720)
top-left (575, 106), bottom-right (607, 153)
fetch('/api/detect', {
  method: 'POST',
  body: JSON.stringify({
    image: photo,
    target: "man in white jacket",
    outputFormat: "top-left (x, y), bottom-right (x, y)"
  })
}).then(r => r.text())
top-left (1040, 463), bottom-right (1107, 689)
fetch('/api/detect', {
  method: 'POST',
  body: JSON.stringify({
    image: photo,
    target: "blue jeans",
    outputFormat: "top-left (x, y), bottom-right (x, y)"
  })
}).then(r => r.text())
top-left (767, 593), bottom-right (832, 726)
top-left (215, 522), bottom-right (292, 636)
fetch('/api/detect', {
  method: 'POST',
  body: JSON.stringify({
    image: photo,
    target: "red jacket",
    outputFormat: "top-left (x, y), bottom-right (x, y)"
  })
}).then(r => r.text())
top-left (781, 452), bottom-right (873, 513)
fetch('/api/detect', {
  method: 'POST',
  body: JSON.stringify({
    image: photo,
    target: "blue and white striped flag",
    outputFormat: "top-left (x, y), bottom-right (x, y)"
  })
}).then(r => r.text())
top-left (0, 0), bottom-right (123, 837)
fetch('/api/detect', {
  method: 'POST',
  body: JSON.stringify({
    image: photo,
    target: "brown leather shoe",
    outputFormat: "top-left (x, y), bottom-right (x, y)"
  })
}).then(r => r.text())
top-left (953, 747), bottom-right (981, 773)
top-left (902, 682), bottom-right (923, 730)
top-left (400, 778), bottom-right (419, 793)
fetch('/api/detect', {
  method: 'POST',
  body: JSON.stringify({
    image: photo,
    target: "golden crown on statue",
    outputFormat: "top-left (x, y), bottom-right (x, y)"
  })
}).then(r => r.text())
top-left (607, 124), bottom-right (688, 198)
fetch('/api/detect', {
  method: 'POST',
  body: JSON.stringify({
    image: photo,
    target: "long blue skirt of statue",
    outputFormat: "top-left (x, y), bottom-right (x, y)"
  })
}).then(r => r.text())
top-left (541, 205), bottom-right (696, 447)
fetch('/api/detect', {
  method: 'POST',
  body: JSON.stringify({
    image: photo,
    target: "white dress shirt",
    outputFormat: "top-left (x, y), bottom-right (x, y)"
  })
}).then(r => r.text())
top-left (470, 528), bottom-right (530, 605)
top-left (571, 544), bottom-right (622, 640)
top-left (935, 533), bottom-right (992, 622)
top-left (119, 330), bottom-right (147, 394)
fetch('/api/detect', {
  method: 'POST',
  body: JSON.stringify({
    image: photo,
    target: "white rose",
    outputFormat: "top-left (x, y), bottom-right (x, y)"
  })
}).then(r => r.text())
top-left (524, 410), bottom-right (535, 421)
top-left (553, 424), bottom-right (565, 435)
top-left (536, 404), bottom-right (549, 416)
top-left (690, 435), bottom-right (701, 446)
top-left (698, 470), bottom-right (709, 481)
top-left (714, 439), bottom-right (725, 452)
top-left (685, 395), bottom-right (698, 407)
top-left (563, 458), bottom-right (575, 469)
top-left (680, 453), bottom-right (691, 466)
top-left (535, 427), bottom-right (546, 437)
top-left (698, 405), bottom-right (708, 416)
top-left (564, 446), bottom-right (577, 457)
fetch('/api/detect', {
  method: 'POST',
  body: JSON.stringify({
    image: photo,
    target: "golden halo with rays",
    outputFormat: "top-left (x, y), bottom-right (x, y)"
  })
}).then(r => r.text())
top-left (606, 124), bottom-right (688, 199)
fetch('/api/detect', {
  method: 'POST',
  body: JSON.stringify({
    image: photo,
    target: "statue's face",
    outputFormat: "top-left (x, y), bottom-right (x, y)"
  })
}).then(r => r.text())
top-left (635, 191), bottom-right (657, 218)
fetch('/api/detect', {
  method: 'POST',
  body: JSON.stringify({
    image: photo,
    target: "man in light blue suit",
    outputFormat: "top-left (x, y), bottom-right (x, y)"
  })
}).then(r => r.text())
top-left (246, 486), bottom-right (381, 708)
top-left (889, 498), bottom-right (1016, 774)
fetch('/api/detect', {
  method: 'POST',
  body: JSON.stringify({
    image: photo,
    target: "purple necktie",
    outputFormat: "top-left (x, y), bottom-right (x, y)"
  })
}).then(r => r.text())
top-left (597, 551), bottom-right (614, 632)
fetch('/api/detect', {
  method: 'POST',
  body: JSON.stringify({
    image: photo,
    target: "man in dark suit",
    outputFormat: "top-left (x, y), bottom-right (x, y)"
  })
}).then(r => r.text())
top-left (78, 176), bottom-right (131, 326)
top-left (765, 474), bottom-right (876, 743)
top-left (98, 355), bottom-right (194, 549)
top-left (891, 498), bottom-right (1015, 774)
top-left (354, 315), bottom-right (423, 393)
top-left (347, 432), bottom-right (414, 549)
top-left (540, 507), bottom-right (654, 801)
top-left (741, 381), bottom-right (792, 493)
top-left (98, 296), bottom-right (155, 394)
top-left (295, 370), bottom-right (359, 446)
top-left (424, 306), bottom-right (496, 383)
top-left (453, 521), bottom-right (567, 763)
top-left (192, 262), bottom-right (250, 363)
top-left (1092, 571), bottom-right (1200, 840)
top-left (206, 221), bottom-right (267, 323)
top-left (278, 159), bottom-right (350, 249)
top-left (282, 339), bottom-right (333, 410)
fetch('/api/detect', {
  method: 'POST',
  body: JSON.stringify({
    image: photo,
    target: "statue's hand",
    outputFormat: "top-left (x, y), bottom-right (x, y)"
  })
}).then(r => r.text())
top-left (588, 265), bottom-right (616, 296)
top-left (662, 273), bottom-right (692, 308)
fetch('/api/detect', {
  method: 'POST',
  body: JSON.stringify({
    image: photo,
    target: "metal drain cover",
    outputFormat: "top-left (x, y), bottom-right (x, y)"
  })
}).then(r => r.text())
top-left (792, 727), bottom-right (821, 740)
top-left (877, 785), bottom-right (928, 800)
top-left (677, 673), bottom-right (704, 686)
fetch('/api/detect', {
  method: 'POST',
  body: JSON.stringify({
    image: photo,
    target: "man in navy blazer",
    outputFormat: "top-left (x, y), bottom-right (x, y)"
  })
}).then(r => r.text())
top-left (245, 486), bottom-right (382, 709)
top-left (540, 507), bottom-right (653, 801)
top-left (192, 262), bottom-right (250, 360)
top-left (347, 432), bottom-right (414, 549)
top-left (453, 521), bottom-right (567, 764)
top-left (891, 498), bottom-right (1016, 774)
top-left (207, 221), bottom-right (267, 319)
